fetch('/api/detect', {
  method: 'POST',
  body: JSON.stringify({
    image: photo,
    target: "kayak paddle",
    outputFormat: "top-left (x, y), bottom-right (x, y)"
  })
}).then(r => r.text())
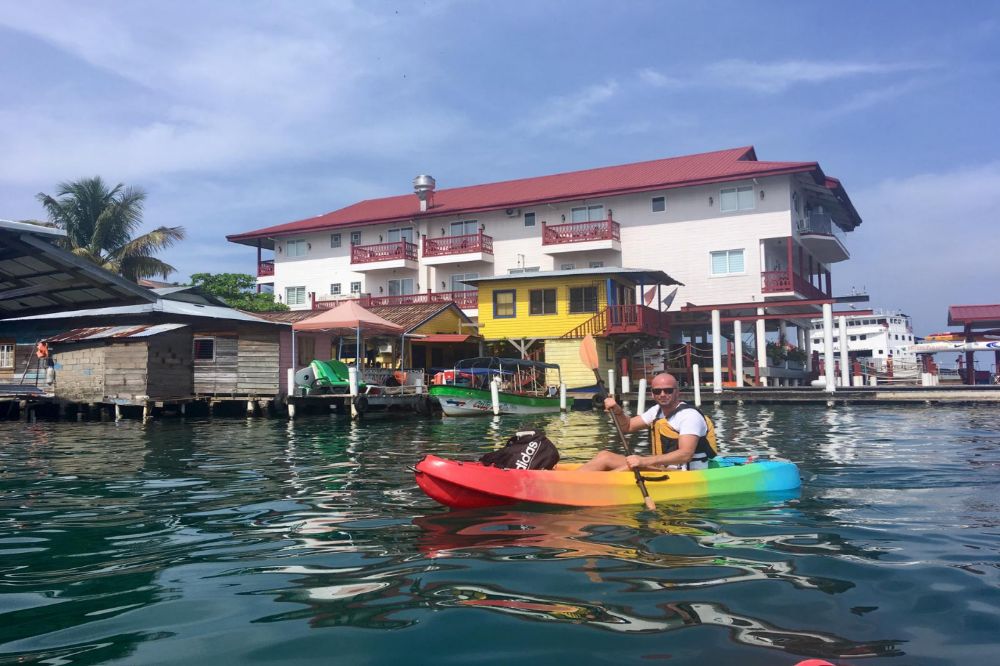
top-left (579, 334), bottom-right (656, 511)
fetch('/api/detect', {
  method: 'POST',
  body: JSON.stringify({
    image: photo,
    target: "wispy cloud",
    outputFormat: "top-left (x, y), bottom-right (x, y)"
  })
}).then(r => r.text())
top-left (521, 81), bottom-right (619, 134)
top-left (841, 162), bottom-right (1000, 329)
top-left (639, 59), bottom-right (927, 94)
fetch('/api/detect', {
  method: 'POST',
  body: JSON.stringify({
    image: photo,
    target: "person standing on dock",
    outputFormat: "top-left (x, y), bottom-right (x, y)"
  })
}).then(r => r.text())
top-left (579, 372), bottom-right (717, 472)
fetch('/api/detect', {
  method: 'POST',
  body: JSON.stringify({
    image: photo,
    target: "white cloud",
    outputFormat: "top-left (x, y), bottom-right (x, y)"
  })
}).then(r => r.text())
top-left (639, 59), bottom-right (926, 95)
top-left (841, 162), bottom-right (1000, 330)
top-left (521, 81), bottom-right (619, 134)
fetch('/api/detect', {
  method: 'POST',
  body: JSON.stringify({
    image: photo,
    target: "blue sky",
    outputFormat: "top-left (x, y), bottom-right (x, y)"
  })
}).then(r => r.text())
top-left (2, 1), bottom-right (998, 333)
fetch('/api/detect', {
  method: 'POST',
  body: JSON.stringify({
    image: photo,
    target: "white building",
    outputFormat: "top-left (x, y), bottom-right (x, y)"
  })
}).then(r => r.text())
top-left (229, 146), bottom-right (861, 323)
top-left (810, 311), bottom-right (917, 363)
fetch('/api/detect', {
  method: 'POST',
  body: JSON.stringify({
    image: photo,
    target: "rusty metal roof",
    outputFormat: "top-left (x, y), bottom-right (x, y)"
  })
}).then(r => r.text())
top-left (44, 324), bottom-right (188, 343)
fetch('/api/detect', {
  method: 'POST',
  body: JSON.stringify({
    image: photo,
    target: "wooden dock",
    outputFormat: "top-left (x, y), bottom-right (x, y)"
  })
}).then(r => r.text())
top-left (571, 384), bottom-right (1000, 408)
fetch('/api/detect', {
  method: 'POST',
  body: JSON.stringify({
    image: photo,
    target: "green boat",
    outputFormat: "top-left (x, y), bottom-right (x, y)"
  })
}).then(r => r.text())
top-left (429, 357), bottom-right (573, 416)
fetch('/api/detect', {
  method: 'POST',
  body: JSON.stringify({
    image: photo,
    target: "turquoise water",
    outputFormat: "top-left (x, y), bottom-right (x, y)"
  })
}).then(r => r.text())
top-left (1, 405), bottom-right (998, 665)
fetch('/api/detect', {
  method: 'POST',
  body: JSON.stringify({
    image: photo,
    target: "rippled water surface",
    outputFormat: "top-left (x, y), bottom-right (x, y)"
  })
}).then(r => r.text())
top-left (1, 404), bottom-right (998, 665)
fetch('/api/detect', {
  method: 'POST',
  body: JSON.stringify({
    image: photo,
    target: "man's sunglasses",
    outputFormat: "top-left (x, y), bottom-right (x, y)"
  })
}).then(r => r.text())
top-left (650, 387), bottom-right (677, 395)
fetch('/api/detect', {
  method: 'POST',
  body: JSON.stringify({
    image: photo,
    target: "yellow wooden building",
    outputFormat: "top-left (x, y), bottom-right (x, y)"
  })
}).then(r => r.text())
top-left (465, 268), bottom-right (681, 388)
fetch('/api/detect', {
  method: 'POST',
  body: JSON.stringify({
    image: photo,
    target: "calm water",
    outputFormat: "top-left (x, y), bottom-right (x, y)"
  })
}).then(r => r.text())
top-left (1, 404), bottom-right (998, 665)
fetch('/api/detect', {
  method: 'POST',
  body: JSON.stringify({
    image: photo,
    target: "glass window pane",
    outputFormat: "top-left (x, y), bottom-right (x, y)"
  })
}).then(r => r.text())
top-left (711, 252), bottom-right (728, 274)
top-left (737, 186), bottom-right (755, 210)
top-left (651, 197), bottom-right (665, 212)
top-left (588, 205), bottom-right (604, 221)
top-left (728, 250), bottom-right (744, 273)
top-left (571, 207), bottom-right (588, 222)
top-left (524, 212), bottom-right (535, 227)
top-left (720, 188), bottom-right (737, 212)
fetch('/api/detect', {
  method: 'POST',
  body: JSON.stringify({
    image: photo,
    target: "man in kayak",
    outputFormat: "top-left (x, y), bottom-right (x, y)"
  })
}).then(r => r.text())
top-left (578, 372), bottom-right (717, 472)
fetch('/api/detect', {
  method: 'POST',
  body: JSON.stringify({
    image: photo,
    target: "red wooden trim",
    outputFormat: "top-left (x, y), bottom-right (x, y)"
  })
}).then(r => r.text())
top-left (542, 219), bottom-right (620, 245)
top-left (422, 231), bottom-right (494, 257)
top-left (257, 260), bottom-right (275, 277)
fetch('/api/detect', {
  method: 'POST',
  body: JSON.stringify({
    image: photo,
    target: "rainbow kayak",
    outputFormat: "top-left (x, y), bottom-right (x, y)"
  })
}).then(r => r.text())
top-left (414, 455), bottom-right (801, 509)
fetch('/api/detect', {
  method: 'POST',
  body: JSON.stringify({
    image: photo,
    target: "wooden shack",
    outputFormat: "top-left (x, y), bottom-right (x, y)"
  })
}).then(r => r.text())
top-left (46, 324), bottom-right (192, 403)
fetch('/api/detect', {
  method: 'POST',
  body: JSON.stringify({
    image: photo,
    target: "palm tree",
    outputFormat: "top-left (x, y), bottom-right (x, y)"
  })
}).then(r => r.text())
top-left (36, 176), bottom-right (185, 281)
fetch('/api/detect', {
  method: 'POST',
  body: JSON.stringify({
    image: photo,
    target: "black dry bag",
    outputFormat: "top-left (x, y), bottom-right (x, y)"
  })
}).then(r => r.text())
top-left (479, 430), bottom-right (560, 470)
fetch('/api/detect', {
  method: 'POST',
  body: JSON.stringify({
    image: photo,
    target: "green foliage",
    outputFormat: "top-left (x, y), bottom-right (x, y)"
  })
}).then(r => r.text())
top-left (190, 272), bottom-right (289, 312)
top-left (36, 176), bottom-right (185, 281)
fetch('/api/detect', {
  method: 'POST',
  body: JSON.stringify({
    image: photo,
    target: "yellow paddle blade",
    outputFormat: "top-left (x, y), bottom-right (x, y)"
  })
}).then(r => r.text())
top-left (579, 334), bottom-right (599, 371)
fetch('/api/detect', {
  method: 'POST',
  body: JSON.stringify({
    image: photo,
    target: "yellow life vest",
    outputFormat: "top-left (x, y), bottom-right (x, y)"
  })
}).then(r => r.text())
top-left (650, 404), bottom-right (719, 461)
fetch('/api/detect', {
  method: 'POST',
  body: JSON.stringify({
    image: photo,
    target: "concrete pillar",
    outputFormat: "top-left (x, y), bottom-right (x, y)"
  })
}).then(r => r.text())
top-left (711, 309), bottom-right (722, 393)
top-left (822, 303), bottom-right (836, 393)
top-left (142, 402), bottom-right (151, 422)
top-left (755, 308), bottom-right (768, 387)
top-left (734, 320), bottom-right (745, 388)
top-left (838, 315), bottom-right (850, 388)
top-left (246, 400), bottom-right (255, 416)
top-left (115, 404), bottom-right (123, 421)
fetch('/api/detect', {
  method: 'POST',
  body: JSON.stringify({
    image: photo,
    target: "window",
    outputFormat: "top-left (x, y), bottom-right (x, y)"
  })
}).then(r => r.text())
top-left (589, 261), bottom-right (604, 268)
top-left (651, 196), bottom-right (666, 212)
top-left (331, 233), bottom-right (341, 248)
top-left (286, 286), bottom-right (306, 305)
top-left (569, 286), bottom-right (599, 313)
top-left (0, 342), bottom-right (14, 369)
top-left (350, 231), bottom-right (362, 245)
top-left (286, 239), bottom-right (307, 257)
top-left (508, 266), bottom-right (540, 274)
top-left (571, 205), bottom-right (605, 222)
top-left (493, 290), bottom-right (516, 318)
top-left (451, 272), bottom-right (479, 292)
top-left (193, 337), bottom-right (215, 361)
top-left (524, 212), bottom-right (536, 227)
top-left (529, 289), bottom-right (557, 315)
top-left (605, 343), bottom-right (614, 362)
top-left (350, 281), bottom-right (362, 294)
top-left (710, 249), bottom-right (745, 275)
top-left (387, 227), bottom-right (414, 243)
top-left (450, 220), bottom-right (477, 236)
top-left (330, 283), bottom-right (342, 295)
top-left (560, 263), bottom-right (575, 271)
top-left (388, 278), bottom-right (414, 296)
top-left (720, 186), bottom-right (755, 212)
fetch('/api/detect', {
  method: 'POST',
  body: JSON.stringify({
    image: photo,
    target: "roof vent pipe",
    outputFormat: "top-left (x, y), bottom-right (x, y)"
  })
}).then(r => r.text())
top-left (413, 175), bottom-right (436, 212)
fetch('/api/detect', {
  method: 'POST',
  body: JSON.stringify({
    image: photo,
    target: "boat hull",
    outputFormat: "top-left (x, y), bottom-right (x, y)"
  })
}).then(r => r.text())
top-left (429, 385), bottom-right (571, 416)
top-left (414, 455), bottom-right (802, 508)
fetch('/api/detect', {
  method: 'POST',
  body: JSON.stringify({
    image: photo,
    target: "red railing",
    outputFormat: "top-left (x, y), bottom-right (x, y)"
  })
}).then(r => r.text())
top-left (561, 305), bottom-right (670, 339)
top-left (351, 240), bottom-right (418, 264)
top-left (313, 290), bottom-right (478, 310)
top-left (257, 259), bottom-right (274, 277)
top-left (761, 271), bottom-right (828, 299)
top-left (423, 232), bottom-right (493, 257)
top-left (542, 219), bottom-right (620, 245)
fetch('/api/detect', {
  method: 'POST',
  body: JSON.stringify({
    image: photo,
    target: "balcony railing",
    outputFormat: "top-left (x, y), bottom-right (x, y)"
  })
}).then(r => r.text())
top-left (313, 290), bottom-right (478, 310)
top-left (561, 305), bottom-right (670, 339)
top-left (423, 232), bottom-right (493, 257)
top-left (761, 270), bottom-right (829, 299)
top-left (798, 213), bottom-right (847, 246)
top-left (351, 240), bottom-right (418, 264)
top-left (257, 259), bottom-right (274, 277)
top-left (542, 219), bottom-right (620, 245)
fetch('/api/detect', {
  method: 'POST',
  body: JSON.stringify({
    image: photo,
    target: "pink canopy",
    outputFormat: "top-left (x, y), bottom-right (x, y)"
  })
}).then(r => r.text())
top-left (292, 300), bottom-right (403, 334)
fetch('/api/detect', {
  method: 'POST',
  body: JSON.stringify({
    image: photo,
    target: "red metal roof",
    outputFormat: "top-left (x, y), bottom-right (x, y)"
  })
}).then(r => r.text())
top-left (229, 146), bottom-right (851, 245)
top-left (948, 304), bottom-right (1000, 327)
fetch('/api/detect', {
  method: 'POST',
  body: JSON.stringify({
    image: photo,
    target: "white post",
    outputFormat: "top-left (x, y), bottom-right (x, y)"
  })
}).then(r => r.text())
top-left (800, 326), bottom-right (812, 373)
top-left (490, 377), bottom-right (501, 415)
top-left (692, 364), bottom-right (702, 407)
top-left (286, 368), bottom-right (295, 396)
top-left (756, 307), bottom-right (768, 387)
top-left (822, 303), bottom-right (836, 393)
top-left (115, 404), bottom-right (122, 421)
top-left (288, 402), bottom-right (296, 419)
top-left (711, 309), bottom-right (722, 393)
top-left (247, 400), bottom-right (255, 416)
top-left (734, 320), bottom-right (745, 388)
top-left (559, 383), bottom-right (567, 412)
top-left (348, 366), bottom-right (360, 419)
top-left (637, 378), bottom-right (647, 414)
top-left (621, 374), bottom-right (630, 395)
top-left (607, 369), bottom-right (616, 397)
top-left (838, 315), bottom-right (850, 388)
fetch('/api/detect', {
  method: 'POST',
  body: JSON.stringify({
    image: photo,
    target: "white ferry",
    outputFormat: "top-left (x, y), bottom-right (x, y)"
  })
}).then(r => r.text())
top-left (809, 310), bottom-right (916, 363)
